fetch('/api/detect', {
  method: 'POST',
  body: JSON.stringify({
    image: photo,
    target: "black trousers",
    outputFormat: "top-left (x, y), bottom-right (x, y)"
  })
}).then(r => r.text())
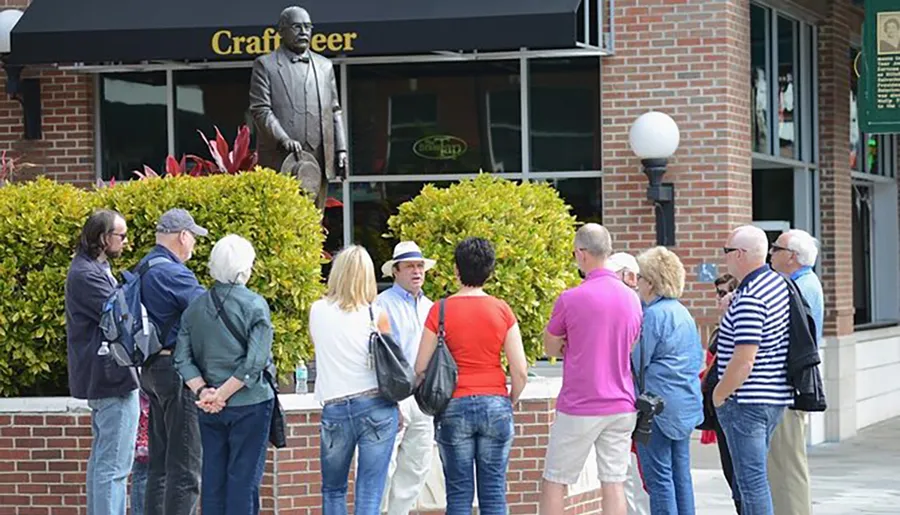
top-left (140, 353), bottom-right (202, 515)
top-left (714, 420), bottom-right (741, 514)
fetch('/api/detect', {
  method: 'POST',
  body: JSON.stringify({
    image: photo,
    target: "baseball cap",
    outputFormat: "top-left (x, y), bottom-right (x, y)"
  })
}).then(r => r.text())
top-left (605, 252), bottom-right (639, 274)
top-left (156, 209), bottom-right (208, 237)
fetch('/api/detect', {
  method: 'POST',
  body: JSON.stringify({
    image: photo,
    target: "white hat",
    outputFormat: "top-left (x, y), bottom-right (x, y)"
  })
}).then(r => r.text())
top-left (605, 252), bottom-right (640, 274)
top-left (381, 241), bottom-right (437, 278)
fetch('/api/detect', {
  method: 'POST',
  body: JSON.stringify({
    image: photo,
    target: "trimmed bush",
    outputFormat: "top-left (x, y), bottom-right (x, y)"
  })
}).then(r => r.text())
top-left (387, 174), bottom-right (580, 363)
top-left (0, 179), bottom-right (96, 395)
top-left (0, 170), bottom-right (324, 396)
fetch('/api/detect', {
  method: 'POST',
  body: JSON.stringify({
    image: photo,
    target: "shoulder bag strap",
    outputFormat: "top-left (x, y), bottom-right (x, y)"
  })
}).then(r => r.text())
top-left (211, 288), bottom-right (247, 349)
top-left (637, 329), bottom-right (646, 395)
top-left (437, 299), bottom-right (446, 347)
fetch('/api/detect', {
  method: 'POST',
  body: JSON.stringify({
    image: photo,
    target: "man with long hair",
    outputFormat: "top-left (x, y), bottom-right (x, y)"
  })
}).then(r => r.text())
top-left (65, 209), bottom-right (139, 515)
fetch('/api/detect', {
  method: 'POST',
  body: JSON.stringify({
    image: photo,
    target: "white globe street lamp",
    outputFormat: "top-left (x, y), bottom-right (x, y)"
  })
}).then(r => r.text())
top-left (0, 9), bottom-right (23, 54)
top-left (629, 111), bottom-right (681, 246)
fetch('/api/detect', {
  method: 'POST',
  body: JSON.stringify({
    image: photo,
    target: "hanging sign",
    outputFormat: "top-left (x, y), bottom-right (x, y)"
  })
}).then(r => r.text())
top-left (860, 0), bottom-right (900, 133)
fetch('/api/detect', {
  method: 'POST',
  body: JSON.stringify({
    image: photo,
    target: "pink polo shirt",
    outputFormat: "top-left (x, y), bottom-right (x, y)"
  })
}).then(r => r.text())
top-left (546, 268), bottom-right (643, 416)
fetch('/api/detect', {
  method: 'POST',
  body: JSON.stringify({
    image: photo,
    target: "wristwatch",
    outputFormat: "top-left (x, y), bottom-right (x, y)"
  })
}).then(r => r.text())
top-left (194, 384), bottom-right (210, 401)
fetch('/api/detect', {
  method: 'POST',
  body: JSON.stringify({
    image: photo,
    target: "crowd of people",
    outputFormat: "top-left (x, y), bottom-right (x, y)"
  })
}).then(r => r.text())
top-left (65, 206), bottom-right (823, 515)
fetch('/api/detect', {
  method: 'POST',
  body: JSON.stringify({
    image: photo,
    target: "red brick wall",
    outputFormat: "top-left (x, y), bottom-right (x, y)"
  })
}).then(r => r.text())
top-left (601, 0), bottom-right (753, 336)
top-left (0, 398), bottom-right (601, 514)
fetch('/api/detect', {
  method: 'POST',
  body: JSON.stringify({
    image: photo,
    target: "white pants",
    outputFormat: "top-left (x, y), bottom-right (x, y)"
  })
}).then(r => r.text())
top-left (382, 396), bottom-right (434, 515)
top-left (625, 450), bottom-right (651, 515)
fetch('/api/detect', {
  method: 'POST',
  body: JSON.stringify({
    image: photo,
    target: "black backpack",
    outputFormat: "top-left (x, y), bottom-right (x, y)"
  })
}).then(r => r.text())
top-left (415, 300), bottom-right (458, 416)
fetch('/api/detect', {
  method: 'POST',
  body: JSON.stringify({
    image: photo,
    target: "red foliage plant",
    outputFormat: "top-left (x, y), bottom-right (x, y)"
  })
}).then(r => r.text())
top-left (133, 125), bottom-right (257, 179)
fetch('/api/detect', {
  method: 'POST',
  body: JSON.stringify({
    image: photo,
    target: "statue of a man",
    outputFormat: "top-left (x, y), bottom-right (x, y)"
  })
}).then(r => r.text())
top-left (249, 6), bottom-right (348, 210)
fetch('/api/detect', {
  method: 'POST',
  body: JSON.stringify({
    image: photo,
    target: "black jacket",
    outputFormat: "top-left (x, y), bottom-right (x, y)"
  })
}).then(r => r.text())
top-left (65, 252), bottom-right (138, 400)
top-left (783, 277), bottom-right (827, 412)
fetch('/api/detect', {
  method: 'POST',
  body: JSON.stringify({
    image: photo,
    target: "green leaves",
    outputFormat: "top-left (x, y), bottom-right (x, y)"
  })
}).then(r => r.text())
top-left (387, 175), bottom-right (580, 363)
top-left (0, 170), bottom-right (324, 395)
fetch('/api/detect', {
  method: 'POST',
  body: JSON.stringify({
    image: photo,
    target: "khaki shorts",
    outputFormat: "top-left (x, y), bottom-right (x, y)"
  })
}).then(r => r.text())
top-left (542, 411), bottom-right (637, 485)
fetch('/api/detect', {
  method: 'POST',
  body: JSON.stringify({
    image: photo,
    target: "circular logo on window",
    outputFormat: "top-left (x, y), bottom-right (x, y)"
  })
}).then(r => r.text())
top-left (413, 135), bottom-right (468, 161)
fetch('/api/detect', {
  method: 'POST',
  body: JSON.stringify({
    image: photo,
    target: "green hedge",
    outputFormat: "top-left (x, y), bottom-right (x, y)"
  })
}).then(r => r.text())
top-left (387, 175), bottom-right (580, 363)
top-left (0, 170), bottom-right (324, 396)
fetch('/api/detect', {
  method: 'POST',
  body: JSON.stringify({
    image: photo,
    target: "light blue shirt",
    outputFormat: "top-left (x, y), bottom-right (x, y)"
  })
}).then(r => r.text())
top-left (376, 284), bottom-right (434, 364)
top-left (632, 297), bottom-right (704, 440)
top-left (791, 266), bottom-right (824, 346)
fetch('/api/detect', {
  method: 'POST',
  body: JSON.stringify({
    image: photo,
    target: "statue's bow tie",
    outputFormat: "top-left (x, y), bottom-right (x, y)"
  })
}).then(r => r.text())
top-left (291, 55), bottom-right (310, 63)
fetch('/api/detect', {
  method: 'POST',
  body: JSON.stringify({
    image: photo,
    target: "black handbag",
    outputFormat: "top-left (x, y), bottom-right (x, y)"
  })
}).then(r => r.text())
top-left (697, 329), bottom-right (720, 431)
top-left (211, 288), bottom-right (287, 448)
top-left (414, 299), bottom-right (458, 416)
top-left (368, 306), bottom-right (416, 402)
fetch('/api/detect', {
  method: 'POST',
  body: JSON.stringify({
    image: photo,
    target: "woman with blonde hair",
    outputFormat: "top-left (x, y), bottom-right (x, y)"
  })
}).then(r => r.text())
top-left (632, 246), bottom-right (703, 514)
top-left (308, 245), bottom-right (399, 515)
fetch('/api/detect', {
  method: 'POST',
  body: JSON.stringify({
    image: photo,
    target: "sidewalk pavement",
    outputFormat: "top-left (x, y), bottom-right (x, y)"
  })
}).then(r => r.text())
top-left (691, 416), bottom-right (900, 514)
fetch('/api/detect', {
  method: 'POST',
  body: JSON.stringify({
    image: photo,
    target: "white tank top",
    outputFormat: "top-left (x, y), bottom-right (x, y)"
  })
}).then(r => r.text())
top-left (309, 298), bottom-right (381, 403)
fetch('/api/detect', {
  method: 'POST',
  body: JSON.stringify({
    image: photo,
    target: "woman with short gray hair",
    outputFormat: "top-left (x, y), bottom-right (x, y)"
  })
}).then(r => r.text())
top-left (632, 246), bottom-right (703, 514)
top-left (174, 234), bottom-right (275, 515)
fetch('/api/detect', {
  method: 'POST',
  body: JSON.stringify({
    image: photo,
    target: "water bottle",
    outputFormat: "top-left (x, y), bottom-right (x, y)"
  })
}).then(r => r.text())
top-left (97, 341), bottom-right (110, 356)
top-left (295, 361), bottom-right (308, 394)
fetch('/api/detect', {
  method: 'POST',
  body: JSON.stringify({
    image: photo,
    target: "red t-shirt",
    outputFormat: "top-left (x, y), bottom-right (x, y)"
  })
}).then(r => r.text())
top-left (424, 295), bottom-right (516, 398)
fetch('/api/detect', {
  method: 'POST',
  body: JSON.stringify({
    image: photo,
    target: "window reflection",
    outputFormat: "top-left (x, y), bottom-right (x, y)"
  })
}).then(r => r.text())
top-left (777, 16), bottom-right (797, 159)
top-left (349, 61), bottom-right (521, 176)
top-left (530, 59), bottom-right (601, 172)
top-left (100, 72), bottom-right (167, 181)
top-left (174, 69), bottom-right (255, 161)
top-left (851, 48), bottom-right (862, 171)
top-left (751, 5), bottom-right (769, 154)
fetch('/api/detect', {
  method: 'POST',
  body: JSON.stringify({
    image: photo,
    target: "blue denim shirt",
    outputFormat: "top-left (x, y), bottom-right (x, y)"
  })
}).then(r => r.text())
top-left (791, 267), bottom-right (824, 347)
top-left (137, 245), bottom-right (206, 349)
top-left (632, 297), bottom-right (704, 440)
top-left (376, 284), bottom-right (433, 364)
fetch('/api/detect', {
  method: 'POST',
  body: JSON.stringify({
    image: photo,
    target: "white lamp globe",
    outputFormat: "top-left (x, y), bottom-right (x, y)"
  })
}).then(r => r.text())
top-left (629, 111), bottom-right (680, 160)
top-left (0, 9), bottom-right (23, 54)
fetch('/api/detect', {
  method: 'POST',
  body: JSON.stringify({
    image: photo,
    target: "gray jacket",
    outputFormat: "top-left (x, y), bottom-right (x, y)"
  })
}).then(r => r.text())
top-left (64, 252), bottom-right (138, 400)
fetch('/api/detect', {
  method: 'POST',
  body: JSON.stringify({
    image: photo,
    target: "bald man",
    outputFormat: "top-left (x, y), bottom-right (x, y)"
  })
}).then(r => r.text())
top-left (712, 226), bottom-right (792, 515)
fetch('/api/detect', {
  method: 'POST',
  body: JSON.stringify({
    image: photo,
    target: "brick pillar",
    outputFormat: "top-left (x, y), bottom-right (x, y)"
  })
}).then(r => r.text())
top-left (817, 0), bottom-right (855, 338)
top-left (602, 0), bottom-right (752, 335)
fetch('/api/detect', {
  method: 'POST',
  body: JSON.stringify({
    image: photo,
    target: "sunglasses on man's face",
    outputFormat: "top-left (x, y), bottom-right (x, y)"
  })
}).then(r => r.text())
top-left (716, 289), bottom-right (729, 298)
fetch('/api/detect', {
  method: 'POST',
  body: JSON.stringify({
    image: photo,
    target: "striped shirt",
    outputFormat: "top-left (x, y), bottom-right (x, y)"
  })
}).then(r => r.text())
top-left (716, 265), bottom-right (792, 405)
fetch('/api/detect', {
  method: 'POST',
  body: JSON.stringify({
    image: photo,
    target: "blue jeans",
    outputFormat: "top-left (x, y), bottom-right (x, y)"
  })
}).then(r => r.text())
top-left (86, 390), bottom-right (140, 515)
top-left (198, 399), bottom-right (274, 515)
top-left (716, 399), bottom-right (786, 515)
top-left (435, 395), bottom-right (514, 515)
top-left (320, 395), bottom-right (399, 515)
top-left (635, 421), bottom-right (695, 515)
top-left (131, 459), bottom-right (149, 515)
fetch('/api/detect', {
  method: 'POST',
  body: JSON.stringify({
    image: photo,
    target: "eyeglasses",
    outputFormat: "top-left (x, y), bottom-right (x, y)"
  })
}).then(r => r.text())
top-left (108, 232), bottom-right (127, 242)
top-left (722, 247), bottom-right (743, 255)
top-left (769, 245), bottom-right (792, 255)
top-left (716, 289), bottom-right (729, 298)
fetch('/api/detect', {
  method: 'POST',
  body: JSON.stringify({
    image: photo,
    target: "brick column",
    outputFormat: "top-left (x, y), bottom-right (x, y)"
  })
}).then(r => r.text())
top-left (601, 0), bottom-right (753, 336)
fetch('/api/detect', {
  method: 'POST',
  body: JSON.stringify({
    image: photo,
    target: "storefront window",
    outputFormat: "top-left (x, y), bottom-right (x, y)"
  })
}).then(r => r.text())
top-left (348, 61), bottom-right (521, 176)
top-left (751, 4), bottom-right (769, 154)
top-left (777, 16), bottom-right (798, 159)
top-left (529, 58), bottom-right (600, 172)
top-left (174, 69), bottom-right (254, 159)
top-left (100, 72), bottom-right (167, 181)
top-left (536, 177), bottom-right (603, 224)
top-left (851, 48), bottom-right (863, 171)
top-left (852, 184), bottom-right (873, 325)
top-left (752, 168), bottom-right (794, 224)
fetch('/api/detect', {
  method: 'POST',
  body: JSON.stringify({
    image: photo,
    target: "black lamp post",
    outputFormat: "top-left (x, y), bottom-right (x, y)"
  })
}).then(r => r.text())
top-left (629, 112), bottom-right (680, 247)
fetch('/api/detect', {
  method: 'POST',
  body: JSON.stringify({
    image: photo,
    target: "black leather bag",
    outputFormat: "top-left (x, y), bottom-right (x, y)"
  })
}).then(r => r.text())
top-left (211, 289), bottom-right (287, 448)
top-left (697, 329), bottom-right (720, 431)
top-left (414, 300), bottom-right (458, 416)
top-left (368, 306), bottom-right (416, 402)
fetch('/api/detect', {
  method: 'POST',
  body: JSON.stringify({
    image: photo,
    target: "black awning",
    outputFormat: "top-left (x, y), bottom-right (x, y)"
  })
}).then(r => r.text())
top-left (8, 0), bottom-right (585, 65)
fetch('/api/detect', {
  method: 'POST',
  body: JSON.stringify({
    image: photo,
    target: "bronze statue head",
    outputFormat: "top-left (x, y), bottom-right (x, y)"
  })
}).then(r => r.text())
top-left (278, 6), bottom-right (313, 55)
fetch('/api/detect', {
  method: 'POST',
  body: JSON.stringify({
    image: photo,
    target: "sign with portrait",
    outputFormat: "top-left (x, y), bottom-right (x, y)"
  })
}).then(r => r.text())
top-left (860, 0), bottom-right (900, 133)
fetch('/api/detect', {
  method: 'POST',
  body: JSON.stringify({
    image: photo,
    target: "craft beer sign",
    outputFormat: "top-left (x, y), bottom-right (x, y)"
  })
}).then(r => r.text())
top-left (860, 0), bottom-right (900, 133)
top-left (211, 27), bottom-right (359, 56)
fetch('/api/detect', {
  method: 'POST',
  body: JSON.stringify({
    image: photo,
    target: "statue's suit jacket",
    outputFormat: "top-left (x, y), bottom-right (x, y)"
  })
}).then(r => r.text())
top-left (249, 46), bottom-right (347, 180)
